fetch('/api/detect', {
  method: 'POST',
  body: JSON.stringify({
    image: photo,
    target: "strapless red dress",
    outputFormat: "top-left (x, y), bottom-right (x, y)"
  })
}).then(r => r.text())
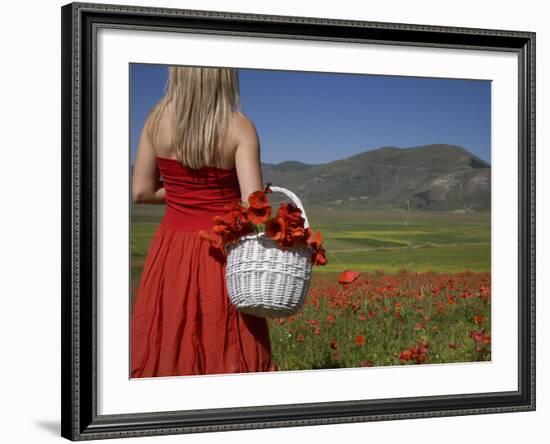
top-left (131, 156), bottom-right (277, 378)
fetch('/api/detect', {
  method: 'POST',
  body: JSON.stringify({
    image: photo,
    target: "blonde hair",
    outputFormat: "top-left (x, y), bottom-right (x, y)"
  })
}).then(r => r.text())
top-left (147, 66), bottom-right (241, 169)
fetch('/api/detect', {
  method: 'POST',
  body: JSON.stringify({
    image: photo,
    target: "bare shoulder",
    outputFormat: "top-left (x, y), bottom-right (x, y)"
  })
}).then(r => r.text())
top-left (231, 111), bottom-right (259, 145)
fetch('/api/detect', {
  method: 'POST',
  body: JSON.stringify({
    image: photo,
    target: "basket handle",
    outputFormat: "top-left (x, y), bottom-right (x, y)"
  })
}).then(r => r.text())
top-left (269, 186), bottom-right (310, 229)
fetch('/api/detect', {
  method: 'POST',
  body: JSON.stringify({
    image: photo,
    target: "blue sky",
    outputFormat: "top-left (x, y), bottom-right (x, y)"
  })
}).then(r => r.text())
top-left (130, 64), bottom-right (491, 164)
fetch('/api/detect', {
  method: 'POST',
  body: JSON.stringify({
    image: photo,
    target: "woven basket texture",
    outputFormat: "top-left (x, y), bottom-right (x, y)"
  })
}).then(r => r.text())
top-left (224, 186), bottom-right (313, 318)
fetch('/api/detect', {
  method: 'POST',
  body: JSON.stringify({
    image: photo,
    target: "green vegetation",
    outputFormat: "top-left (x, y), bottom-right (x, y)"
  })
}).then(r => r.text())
top-left (131, 205), bottom-right (490, 275)
top-left (304, 207), bottom-right (490, 273)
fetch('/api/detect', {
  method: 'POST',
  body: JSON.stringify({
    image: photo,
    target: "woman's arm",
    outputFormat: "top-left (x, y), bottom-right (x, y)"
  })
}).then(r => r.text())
top-left (234, 114), bottom-right (264, 203)
top-left (132, 117), bottom-right (166, 204)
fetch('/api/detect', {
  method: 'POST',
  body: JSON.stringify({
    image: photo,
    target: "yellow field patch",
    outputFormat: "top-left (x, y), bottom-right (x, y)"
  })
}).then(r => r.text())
top-left (338, 230), bottom-right (430, 237)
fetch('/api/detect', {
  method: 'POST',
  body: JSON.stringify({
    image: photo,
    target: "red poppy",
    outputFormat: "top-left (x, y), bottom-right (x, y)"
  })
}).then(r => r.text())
top-left (478, 285), bottom-right (490, 298)
top-left (277, 202), bottom-right (304, 229)
top-left (290, 225), bottom-right (305, 240)
top-left (212, 222), bottom-right (231, 236)
top-left (400, 342), bottom-right (429, 364)
top-left (305, 228), bottom-right (323, 249)
top-left (246, 189), bottom-right (272, 224)
top-left (312, 245), bottom-right (328, 265)
top-left (355, 335), bottom-right (366, 346)
top-left (279, 230), bottom-right (297, 248)
top-left (213, 202), bottom-right (253, 240)
top-left (199, 199), bottom-right (255, 250)
top-left (329, 339), bottom-right (339, 350)
top-left (338, 269), bottom-right (361, 284)
top-left (198, 230), bottom-right (223, 249)
top-left (473, 315), bottom-right (485, 325)
top-left (199, 191), bottom-right (327, 266)
top-left (213, 211), bottom-right (237, 227)
top-left (265, 216), bottom-right (287, 242)
top-left (469, 330), bottom-right (484, 342)
top-left (418, 342), bottom-right (430, 354)
top-left (469, 329), bottom-right (491, 344)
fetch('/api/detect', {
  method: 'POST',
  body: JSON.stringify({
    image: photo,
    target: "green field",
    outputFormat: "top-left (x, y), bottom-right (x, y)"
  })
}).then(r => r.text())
top-left (132, 204), bottom-right (490, 271)
top-left (307, 207), bottom-right (490, 273)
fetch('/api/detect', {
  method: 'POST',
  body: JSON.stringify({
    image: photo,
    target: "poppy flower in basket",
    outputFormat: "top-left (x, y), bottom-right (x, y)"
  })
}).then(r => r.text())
top-left (199, 184), bottom-right (327, 318)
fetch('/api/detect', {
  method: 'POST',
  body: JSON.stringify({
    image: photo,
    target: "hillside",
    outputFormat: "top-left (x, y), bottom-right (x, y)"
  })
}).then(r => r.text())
top-left (260, 144), bottom-right (490, 211)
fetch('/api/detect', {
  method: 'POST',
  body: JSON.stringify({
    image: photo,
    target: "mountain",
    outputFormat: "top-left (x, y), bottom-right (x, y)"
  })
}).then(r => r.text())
top-left (260, 144), bottom-right (490, 211)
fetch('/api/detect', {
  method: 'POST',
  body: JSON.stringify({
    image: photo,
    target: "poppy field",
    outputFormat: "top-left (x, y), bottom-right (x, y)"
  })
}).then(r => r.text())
top-left (131, 204), bottom-right (491, 368)
top-left (266, 269), bottom-right (491, 370)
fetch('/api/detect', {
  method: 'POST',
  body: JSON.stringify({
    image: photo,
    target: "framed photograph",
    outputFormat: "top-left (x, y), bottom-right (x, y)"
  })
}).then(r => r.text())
top-left (61, 1), bottom-right (536, 440)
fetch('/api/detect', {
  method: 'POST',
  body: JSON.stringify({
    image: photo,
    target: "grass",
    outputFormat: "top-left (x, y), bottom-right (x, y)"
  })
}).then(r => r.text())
top-left (131, 204), bottom-right (491, 275)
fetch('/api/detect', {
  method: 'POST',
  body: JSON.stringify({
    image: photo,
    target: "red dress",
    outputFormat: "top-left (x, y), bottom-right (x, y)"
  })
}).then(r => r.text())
top-left (131, 156), bottom-right (277, 378)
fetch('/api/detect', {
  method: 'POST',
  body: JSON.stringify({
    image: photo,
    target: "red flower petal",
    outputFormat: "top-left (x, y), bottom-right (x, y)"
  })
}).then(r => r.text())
top-left (312, 245), bottom-right (328, 265)
top-left (338, 269), bottom-right (360, 284)
top-left (265, 216), bottom-right (286, 241)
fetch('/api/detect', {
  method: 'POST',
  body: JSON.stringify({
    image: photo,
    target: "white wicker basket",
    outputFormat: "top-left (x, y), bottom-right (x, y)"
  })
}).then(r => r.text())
top-left (224, 186), bottom-right (313, 318)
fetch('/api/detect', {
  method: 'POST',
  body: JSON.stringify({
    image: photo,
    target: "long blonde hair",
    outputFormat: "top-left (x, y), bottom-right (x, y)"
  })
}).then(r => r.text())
top-left (147, 66), bottom-right (241, 169)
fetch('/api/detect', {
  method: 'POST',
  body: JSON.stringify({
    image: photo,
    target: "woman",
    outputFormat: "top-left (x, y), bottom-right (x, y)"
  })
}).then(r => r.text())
top-left (130, 66), bottom-right (277, 378)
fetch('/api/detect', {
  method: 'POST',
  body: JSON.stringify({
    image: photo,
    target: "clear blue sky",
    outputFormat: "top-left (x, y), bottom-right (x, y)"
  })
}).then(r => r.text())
top-left (130, 64), bottom-right (491, 164)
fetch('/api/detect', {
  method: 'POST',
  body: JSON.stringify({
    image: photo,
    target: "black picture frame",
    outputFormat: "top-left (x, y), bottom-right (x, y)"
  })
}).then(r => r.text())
top-left (61, 2), bottom-right (536, 440)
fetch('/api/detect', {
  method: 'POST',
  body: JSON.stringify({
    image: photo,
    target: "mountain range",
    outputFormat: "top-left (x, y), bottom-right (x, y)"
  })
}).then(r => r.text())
top-left (260, 144), bottom-right (490, 211)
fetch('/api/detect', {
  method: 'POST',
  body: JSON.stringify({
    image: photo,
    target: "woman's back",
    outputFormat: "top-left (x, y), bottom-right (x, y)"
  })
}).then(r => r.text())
top-left (156, 156), bottom-right (241, 232)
